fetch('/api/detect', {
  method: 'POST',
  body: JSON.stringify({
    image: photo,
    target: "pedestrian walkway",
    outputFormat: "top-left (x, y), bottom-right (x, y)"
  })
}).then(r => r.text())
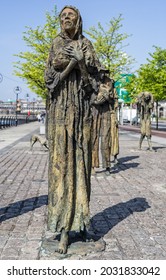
top-left (119, 124), bottom-right (166, 146)
top-left (0, 122), bottom-right (166, 260)
top-left (0, 121), bottom-right (40, 150)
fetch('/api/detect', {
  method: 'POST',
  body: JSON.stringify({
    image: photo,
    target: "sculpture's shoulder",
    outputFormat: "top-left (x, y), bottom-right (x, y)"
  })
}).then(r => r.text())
top-left (82, 36), bottom-right (94, 48)
top-left (52, 34), bottom-right (64, 48)
top-left (81, 36), bottom-right (101, 69)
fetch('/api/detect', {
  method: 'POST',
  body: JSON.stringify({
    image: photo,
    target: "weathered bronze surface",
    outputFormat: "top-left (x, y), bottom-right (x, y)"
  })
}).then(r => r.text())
top-left (136, 92), bottom-right (154, 150)
top-left (44, 6), bottom-right (104, 254)
top-left (92, 78), bottom-right (119, 172)
top-left (110, 87), bottom-right (119, 163)
top-left (40, 232), bottom-right (106, 259)
top-left (30, 134), bottom-right (49, 150)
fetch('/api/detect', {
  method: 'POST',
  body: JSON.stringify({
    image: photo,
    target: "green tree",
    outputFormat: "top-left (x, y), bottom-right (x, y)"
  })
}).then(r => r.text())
top-left (85, 14), bottom-right (135, 81)
top-left (123, 74), bottom-right (140, 102)
top-left (13, 6), bottom-right (60, 99)
top-left (137, 47), bottom-right (166, 100)
top-left (125, 46), bottom-right (166, 128)
top-left (14, 11), bottom-right (135, 99)
top-left (138, 47), bottom-right (166, 127)
top-left (125, 46), bottom-right (166, 101)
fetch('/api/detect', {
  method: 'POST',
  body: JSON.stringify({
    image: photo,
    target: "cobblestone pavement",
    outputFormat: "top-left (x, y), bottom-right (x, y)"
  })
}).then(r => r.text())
top-left (0, 122), bottom-right (166, 260)
top-left (119, 124), bottom-right (166, 138)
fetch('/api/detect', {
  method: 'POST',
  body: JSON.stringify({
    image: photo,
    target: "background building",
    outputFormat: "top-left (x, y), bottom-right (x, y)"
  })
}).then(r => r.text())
top-left (0, 99), bottom-right (46, 116)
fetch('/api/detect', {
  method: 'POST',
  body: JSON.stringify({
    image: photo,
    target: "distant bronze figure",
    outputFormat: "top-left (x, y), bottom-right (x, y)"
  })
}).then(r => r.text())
top-left (44, 6), bottom-right (102, 254)
top-left (91, 76), bottom-right (118, 174)
top-left (136, 92), bottom-right (154, 150)
top-left (110, 86), bottom-right (119, 164)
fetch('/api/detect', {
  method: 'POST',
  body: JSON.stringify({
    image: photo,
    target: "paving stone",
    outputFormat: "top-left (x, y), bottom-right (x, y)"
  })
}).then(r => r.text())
top-left (0, 123), bottom-right (166, 260)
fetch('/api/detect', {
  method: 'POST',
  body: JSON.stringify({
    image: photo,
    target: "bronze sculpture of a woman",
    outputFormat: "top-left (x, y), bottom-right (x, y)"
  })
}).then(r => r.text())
top-left (44, 6), bottom-right (102, 254)
top-left (137, 92), bottom-right (154, 150)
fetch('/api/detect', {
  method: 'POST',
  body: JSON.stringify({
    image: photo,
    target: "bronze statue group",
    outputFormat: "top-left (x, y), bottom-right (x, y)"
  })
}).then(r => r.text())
top-left (44, 5), bottom-right (154, 254)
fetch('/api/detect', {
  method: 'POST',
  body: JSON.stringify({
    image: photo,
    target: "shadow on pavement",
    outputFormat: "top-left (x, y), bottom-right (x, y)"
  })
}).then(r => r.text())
top-left (0, 195), bottom-right (48, 222)
top-left (90, 197), bottom-right (150, 240)
top-left (111, 162), bottom-right (140, 174)
top-left (117, 155), bottom-right (139, 163)
top-left (0, 195), bottom-right (150, 245)
top-left (111, 155), bottom-right (140, 174)
top-left (152, 146), bottom-right (166, 151)
top-left (95, 156), bottom-right (140, 175)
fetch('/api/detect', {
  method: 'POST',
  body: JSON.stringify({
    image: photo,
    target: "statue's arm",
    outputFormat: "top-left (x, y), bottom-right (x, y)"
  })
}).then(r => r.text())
top-left (45, 44), bottom-right (77, 92)
top-left (64, 42), bottom-right (93, 92)
top-left (59, 58), bottom-right (77, 81)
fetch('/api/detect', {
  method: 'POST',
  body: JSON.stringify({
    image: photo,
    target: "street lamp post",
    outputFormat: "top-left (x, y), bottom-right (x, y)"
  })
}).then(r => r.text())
top-left (14, 86), bottom-right (22, 126)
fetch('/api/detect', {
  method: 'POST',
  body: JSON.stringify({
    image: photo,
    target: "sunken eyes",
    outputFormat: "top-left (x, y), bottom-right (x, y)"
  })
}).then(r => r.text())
top-left (61, 12), bottom-right (76, 19)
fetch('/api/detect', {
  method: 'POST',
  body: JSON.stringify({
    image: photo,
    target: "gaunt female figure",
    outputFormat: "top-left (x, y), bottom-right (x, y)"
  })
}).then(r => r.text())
top-left (137, 92), bottom-right (154, 150)
top-left (44, 6), bottom-right (101, 254)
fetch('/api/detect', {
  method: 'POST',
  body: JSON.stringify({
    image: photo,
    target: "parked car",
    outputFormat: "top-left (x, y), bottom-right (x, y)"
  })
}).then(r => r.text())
top-left (123, 118), bottom-right (130, 124)
top-left (132, 116), bottom-right (140, 125)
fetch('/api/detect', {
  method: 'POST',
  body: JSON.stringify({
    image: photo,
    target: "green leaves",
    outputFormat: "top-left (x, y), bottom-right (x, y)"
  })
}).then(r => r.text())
top-left (13, 5), bottom-right (60, 99)
top-left (85, 14), bottom-right (135, 80)
top-left (125, 46), bottom-right (166, 102)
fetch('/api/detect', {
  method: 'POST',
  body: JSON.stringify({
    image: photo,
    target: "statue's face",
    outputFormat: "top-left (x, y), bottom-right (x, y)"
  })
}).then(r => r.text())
top-left (60, 8), bottom-right (78, 33)
top-left (144, 95), bottom-right (150, 102)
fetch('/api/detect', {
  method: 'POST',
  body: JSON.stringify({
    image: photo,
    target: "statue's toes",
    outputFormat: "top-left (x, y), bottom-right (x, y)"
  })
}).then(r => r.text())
top-left (58, 245), bottom-right (67, 254)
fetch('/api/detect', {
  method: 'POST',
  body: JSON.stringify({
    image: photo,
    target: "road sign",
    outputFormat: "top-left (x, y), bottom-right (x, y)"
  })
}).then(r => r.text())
top-left (115, 74), bottom-right (132, 103)
top-left (119, 88), bottom-right (131, 103)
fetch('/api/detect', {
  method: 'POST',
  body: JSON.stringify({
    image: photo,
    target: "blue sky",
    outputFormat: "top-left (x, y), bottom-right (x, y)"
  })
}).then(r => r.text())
top-left (0, 0), bottom-right (166, 101)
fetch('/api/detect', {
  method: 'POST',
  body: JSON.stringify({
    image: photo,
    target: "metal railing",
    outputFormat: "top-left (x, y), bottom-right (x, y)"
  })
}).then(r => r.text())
top-left (0, 115), bottom-right (37, 129)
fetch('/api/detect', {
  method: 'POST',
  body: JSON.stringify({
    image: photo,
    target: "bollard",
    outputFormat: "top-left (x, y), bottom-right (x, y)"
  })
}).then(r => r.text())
top-left (4, 117), bottom-right (6, 128)
top-left (8, 117), bottom-right (11, 127)
top-left (15, 118), bottom-right (17, 126)
top-left (1, 117), bottom-right (4, 129)
top-left (4, 116), bottom-right (7, 128)
top-left (11, 116), bottom-right (14, 126)
top-left (6, 117), bottom-right (10, 127)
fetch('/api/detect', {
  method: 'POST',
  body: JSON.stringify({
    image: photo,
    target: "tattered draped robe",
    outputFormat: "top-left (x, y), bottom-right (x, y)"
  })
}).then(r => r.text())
top-left (45, 34), bottom-right (99, 233)
top-left (137, 92), bottom-right (154, 138)
top-left (92, 88), bottom-right (119, 168)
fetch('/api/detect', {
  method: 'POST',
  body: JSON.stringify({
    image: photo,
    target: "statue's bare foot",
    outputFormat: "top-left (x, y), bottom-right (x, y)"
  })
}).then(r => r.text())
top-left (57, 229), bottom-right (68, 254)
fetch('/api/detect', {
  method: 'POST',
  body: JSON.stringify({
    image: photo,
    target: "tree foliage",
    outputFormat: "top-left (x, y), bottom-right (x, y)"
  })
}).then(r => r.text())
top-left (13, 6), bottom-right (60, 99)
top-left (14, 10), bottom-right (135, 99)
top-left (125, 46), bottom-right (166, 102)
top-left (85, 14), bottom-right (135, 81)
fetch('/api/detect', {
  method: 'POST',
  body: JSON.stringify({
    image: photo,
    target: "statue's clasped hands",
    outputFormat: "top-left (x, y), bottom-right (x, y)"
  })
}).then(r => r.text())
top-left (64, 43), bottom-right (86, 62)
